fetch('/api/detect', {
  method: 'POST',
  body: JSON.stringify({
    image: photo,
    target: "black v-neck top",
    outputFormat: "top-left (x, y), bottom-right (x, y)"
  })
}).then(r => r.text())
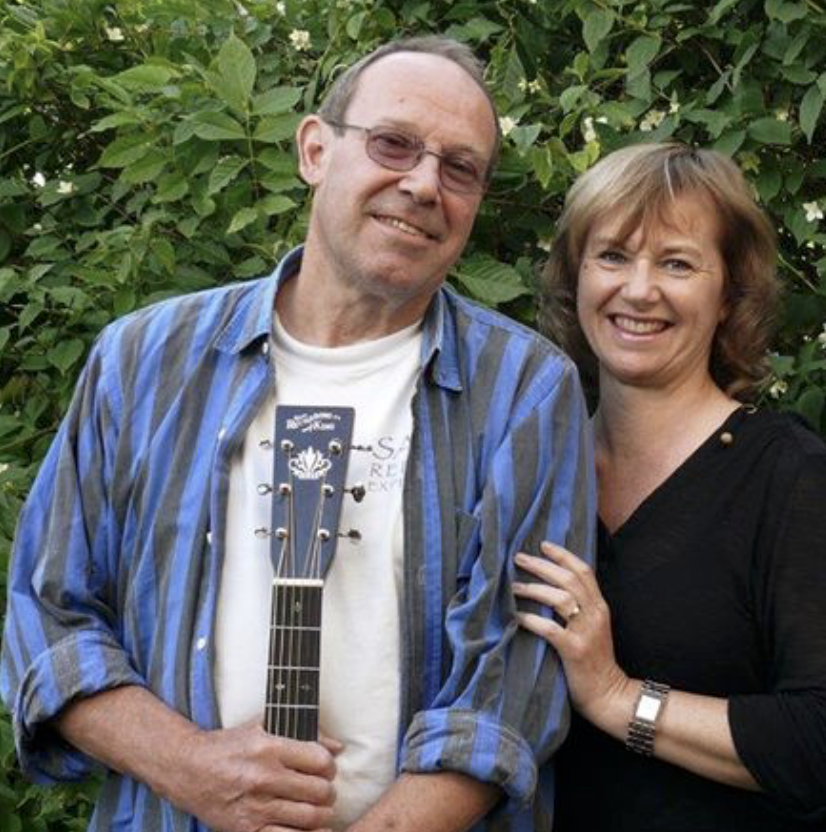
top-left (554, 407), bottom-right (826, 831)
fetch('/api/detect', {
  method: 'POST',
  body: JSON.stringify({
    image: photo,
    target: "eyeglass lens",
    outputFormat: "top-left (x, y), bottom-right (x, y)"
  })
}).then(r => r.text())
top-left (365, 128), bottom-right (484, 193)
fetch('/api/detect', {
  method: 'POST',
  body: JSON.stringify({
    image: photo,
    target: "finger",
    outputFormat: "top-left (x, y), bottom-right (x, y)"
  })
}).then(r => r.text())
top-left (515, 552), bottom-right (574, 588)
top-left (319, 734), bottom-right (344, 755)
top-left (517, 611), bottom-right (567, 647)
top-left (513, 581), bottom-right (581, 621)
top-left (539, 541), bottom-right (602, 602)
top-left (263, 799), bottom-right (335, 831)
top-left (272, 770), bottom-right (337, 806)
top-left (271, 737), bottom-right (337, 778)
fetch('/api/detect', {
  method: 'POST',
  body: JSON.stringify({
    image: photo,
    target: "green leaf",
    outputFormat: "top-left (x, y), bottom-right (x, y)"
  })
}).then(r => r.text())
top-left (207, 156), bottom-right (249, 195)
top-left (154, 172), bottom-right (188, 202)
top-left (583, 10), bottom-right (615, 53)
top-left (227, 207), bottom-right (259, 234)
top-left (90, 112), bottom-right (144, 132)
top-left (121, 151), bottom-right (168, 185)
top-left (259, 195), bottom-right (296, 215)
top-left (794, 388), bottom-right (824, 429)
top-left (559, 85), bottom-right (587, 114)
top-left (47, 339), bottom-right (84, 374)
top-left (191, 111), bottom-right (247, 141)
top-left (453, 258), bottom-right (531, 305)
top-left (748, 117), bottom-right (792, 145)
top-left (708, 0), bottom-right (741, 24)
top-left (346, 11), bottom-right (368, 40)
top-left (800, 85), bottom-right (824, 144)
top-left (254, 113), bottom-right (302, 144)
top-left (213, 34), bottom-right (257, 113)
top-left (98, 134), bottom-right (154, 168)
top-left (0, 230), bottom-right (10, 263)
top-left (252, 87), bottom-right (302, 116)
top-left (626, 36), bottom-right (661, 76)
top-left (114, 64), bottom-right (178, 89)
top-left (151, 239), bottom-right (176, 274)
top-left (510, 124), bottom-right (542, 154)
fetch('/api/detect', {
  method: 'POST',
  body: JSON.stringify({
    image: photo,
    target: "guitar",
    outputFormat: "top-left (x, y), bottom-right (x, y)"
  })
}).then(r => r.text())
top-left (260, 405), bottom-right (360, 741)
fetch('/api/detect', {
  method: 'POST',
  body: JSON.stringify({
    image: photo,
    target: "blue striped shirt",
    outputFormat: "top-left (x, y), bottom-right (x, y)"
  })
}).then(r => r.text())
top-left (1, 247), bottom-right (595, 831)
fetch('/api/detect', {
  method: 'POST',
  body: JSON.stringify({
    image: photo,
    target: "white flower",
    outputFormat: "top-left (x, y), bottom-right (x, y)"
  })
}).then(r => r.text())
top-left (804, 201), bottom-right (823, 223)
top-left (776, 109), bottom-right (789, 122)
top-left (32, 222), bottom-right (42, 232)
top-left (537, 237), bottom-right (552, 252)
top-left (0, 463), bottom-right (8, 475)
top-left (289, 29), bottom-right (311, 51)
top-left (818, 325), bottom-right (826, 349)
top-left (528, 79), bottom-right (541, 94)
top-left (583, 116), bottom-right (597, 143)
top-left (499, 116), bottom-right (517, 136)
top-left (768, 379), bottom-right (788, 399)
top-left (639, 109), bottom-right (665, 132)
top-left (57, 180), bottom-right (75, 195)
top-left (105, 26), bottom-right (125, 42)
top-left (669, 98), bottom-right (680, 115)
top-left (275, 1), bottom-right (286, 12)
top-left (32, 172), bottom-right (46, 187)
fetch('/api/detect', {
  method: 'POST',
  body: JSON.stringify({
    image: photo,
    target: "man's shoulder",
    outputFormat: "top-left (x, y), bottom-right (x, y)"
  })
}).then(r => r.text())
top-left (441, 285), bottom-right (573, 366)
top-left (105, 276), bottom-right (269, 340)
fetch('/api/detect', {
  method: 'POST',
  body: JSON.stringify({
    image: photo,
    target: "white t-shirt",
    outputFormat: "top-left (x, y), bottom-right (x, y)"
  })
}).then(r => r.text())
top-left (215, 316), bottom-right (422, 829)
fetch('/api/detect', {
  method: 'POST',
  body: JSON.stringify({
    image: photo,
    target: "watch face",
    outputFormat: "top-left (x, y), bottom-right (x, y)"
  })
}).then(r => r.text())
top-left (637, 693), bottom-right (662, 722)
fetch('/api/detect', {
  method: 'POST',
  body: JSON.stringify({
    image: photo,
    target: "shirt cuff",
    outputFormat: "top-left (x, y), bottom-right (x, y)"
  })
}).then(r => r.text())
top-left (399, 707), bottom-right (537, 811)
top-left (13, 630), bottom-right (145, 783)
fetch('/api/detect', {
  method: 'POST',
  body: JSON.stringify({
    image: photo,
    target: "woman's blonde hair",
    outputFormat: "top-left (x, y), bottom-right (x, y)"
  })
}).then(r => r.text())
top-left (539, 142), bottom-right (779, 400)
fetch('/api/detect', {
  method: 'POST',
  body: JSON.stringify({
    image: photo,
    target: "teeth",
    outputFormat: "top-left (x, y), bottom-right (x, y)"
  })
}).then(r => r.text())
top-left (613, 315), bottom-right (667, 335)
top-left (376, 215), bottom-right (427, 238)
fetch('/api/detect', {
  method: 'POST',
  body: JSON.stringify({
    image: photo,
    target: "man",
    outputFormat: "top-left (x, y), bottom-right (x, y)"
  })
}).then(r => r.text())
top-left (1, 36), bottom-right (593, 832)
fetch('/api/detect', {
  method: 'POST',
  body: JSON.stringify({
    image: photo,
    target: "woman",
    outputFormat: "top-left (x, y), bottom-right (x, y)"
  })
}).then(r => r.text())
top-left (514, 143), bottom-right (826, 830)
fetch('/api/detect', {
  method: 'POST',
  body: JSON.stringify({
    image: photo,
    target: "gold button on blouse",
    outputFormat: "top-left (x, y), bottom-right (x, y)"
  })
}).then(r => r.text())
top-left (719, 431), bottom-right (734, 446)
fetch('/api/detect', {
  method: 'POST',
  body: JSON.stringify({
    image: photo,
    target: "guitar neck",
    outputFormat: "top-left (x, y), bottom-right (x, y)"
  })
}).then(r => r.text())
top-left (265, 577), bottom-right (323, 741)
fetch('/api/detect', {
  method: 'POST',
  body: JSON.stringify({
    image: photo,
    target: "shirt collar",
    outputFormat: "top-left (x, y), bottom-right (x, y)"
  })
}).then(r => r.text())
top-left (214, 244), bottom-right (463, 392)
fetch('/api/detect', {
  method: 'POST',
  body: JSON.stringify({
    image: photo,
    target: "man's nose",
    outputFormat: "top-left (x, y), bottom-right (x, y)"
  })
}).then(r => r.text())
top-left (398, 152), bottom-right (442, 204)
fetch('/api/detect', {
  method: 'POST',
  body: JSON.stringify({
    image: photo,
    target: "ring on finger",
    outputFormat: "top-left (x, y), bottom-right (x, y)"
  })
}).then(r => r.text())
top-left (568, 602), bottom-right (582, 621)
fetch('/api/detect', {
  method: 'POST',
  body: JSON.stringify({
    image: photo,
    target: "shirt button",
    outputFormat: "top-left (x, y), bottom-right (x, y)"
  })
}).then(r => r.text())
top-left (206, 531), bottom-right (213, 545)
top-left (218, 427), bottom-right (227, 440)
top-left (262, 341), bottom-right (270, 355)
top-left (196, 637), bottom-right (208, 651)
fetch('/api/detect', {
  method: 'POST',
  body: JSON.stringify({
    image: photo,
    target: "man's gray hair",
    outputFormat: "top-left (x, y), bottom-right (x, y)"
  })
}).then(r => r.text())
top-left (317, 35), bottom-right (502, 174)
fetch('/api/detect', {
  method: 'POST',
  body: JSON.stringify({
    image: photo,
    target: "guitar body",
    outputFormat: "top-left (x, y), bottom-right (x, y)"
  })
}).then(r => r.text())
top-left (264, 406), bottom-right (355, 741)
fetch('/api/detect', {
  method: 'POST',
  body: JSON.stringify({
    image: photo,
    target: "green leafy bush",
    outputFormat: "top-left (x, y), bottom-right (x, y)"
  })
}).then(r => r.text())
top-left (1, 0), bottom-right (825, 827)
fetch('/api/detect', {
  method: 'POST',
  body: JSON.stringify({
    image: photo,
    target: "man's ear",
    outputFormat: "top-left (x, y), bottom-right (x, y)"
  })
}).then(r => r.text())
top-left (296, 115), bottom-right (329, 187)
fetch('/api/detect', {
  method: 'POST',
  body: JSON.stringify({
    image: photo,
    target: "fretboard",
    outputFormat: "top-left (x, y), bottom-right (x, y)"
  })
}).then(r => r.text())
top-left (264, 578), bottom-right (323, 740)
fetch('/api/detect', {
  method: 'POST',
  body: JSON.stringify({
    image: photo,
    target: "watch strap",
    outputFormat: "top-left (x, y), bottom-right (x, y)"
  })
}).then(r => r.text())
top-left (625, 679), bottom-right (670, 756)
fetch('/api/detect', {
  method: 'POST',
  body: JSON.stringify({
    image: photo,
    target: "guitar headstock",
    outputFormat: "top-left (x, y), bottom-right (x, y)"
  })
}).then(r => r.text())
top-left (269, 405), bottom-right (355, 580)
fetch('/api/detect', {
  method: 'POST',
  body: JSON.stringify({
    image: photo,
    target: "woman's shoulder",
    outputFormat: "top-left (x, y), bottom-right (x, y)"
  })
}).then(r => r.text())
top-left (740, 406), bottom-right (826, 494)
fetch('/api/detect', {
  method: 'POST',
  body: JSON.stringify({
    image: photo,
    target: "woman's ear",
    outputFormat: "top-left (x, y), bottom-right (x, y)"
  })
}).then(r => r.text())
top-left (296, 115), bottom-right (329, 187)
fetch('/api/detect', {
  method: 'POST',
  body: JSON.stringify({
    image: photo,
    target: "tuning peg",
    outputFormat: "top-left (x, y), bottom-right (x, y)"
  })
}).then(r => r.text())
top-left (338, 529), bottom-right (362, 542)
top-left (280, 439), bottom-right (294, 452)
top-left (258, 439), bottom-right (273, 450)
top-left (257, 483), bottom-right (273, 496)
top-left (329, 440), bottom-right (343, 455)
top-left (350, 444), bottom-right (373, 453)
top-left (345, 484), bottom-right (366, 502)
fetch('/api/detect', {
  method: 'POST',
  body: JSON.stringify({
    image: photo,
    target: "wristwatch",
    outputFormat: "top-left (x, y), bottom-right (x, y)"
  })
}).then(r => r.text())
top-left (625, 679), bottom-right (670, 756)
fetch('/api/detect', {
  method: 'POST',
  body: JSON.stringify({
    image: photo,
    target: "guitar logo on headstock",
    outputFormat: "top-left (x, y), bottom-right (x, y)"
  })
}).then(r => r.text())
top-left (289, 447), bottom-right (332, 480)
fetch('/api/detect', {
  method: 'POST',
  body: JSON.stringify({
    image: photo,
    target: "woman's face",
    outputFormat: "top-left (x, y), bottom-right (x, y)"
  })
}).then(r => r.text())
top-left (576, 191), bottom-right (728, 393)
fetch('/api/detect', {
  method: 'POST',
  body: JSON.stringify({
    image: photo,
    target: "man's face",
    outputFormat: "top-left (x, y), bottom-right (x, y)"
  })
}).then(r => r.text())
top-left (298, 52), bottom-right (497, 322)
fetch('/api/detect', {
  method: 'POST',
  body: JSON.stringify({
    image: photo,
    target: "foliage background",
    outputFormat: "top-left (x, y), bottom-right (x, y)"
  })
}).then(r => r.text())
top-left (1, 0), bottom-right (825, 827)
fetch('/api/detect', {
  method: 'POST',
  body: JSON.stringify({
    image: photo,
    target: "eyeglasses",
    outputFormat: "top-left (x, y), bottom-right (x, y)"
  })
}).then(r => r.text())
top-left (324, 120), bottom-right (489, 195)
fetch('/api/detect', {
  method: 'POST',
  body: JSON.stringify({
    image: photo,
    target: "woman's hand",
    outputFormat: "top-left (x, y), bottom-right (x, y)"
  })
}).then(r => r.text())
top-left (513, 541), bottom-right (632, 727)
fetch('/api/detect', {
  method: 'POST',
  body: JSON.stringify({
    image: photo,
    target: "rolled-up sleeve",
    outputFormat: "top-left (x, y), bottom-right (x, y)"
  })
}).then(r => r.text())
top-left (1, 334), bottom-right (145, 783)
top-left (400, 359), bottom-right (595, 812)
